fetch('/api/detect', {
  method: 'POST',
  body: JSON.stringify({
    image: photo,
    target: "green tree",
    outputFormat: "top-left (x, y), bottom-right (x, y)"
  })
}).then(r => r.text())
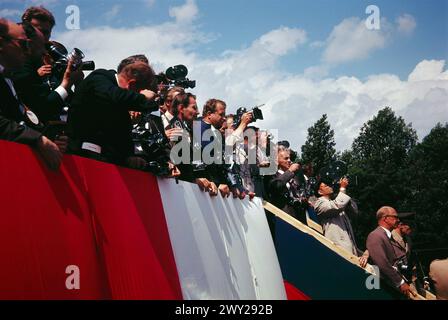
top-left (346, 107), bottom-right (418, 248)
top-left (399, 123), bottom-right (448, 250)
top-left (301, 114), bottom-right (336, 173)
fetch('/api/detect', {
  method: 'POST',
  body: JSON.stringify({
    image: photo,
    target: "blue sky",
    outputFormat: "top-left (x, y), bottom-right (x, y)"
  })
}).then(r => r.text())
top-left (1, 0), bottom-right (447, 150)
top-left (3, 0), bottom-right (447, 79)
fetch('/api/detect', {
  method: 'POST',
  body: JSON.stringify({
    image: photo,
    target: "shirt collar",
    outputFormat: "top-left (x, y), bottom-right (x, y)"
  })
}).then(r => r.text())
top-left (381, 226), bottom-right (392, 239)
top-left (164, 111), bottom-right (173, 121)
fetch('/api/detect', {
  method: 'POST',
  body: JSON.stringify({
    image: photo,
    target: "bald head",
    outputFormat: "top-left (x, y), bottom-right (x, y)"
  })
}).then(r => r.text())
top-left (376, 206), bottom-right (400, 231)
top-left (376, 206), bottom-right (397, 220)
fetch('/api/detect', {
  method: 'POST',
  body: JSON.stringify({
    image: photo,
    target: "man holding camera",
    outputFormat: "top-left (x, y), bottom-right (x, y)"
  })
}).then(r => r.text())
top-left (268, 145), bottom-right (306, 223)
top-left (314, 178), bottom-right (360, 253)
top-left (11, 7), bottom-right (83, 123)
top-left (0, 19), bottom-right (62, 170)
top-left (67, 61), bottom-right (158, 169)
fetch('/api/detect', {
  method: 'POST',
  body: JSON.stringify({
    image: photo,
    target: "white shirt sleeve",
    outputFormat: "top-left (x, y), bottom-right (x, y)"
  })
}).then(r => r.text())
top-left (54, 86), bottom-right (69, 101)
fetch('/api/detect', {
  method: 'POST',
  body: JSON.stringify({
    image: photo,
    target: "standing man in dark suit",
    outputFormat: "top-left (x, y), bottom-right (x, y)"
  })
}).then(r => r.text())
top-left (268, 145), bottom-right (306, 223)
top-left (0, 19), bottom-right (62, 169)
top-left (366, 206), bottom-right (416, 297)
top-left (67, 61), bottom-right (158, 168)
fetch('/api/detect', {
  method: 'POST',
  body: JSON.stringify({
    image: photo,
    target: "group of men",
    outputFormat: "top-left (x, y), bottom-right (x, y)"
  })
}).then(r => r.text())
top-left (1, 6), bottom-right (447, 300)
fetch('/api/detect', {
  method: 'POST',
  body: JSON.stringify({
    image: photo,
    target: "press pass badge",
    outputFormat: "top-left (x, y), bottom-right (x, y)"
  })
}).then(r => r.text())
top-left (25, 109), bottom-right (40, 125)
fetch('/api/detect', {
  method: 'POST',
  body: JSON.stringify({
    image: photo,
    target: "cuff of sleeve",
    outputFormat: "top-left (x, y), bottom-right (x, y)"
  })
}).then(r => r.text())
top-left (398, 279), bottom-right (405, 287)
top-left (55, 86), bottom-right (69, 100)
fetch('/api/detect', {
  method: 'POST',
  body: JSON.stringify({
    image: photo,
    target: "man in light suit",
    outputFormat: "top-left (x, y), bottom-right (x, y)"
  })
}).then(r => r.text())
top-left (314, 178), bottom-right (368, 267)
top-left (366, 206), bottom-right (416, 297)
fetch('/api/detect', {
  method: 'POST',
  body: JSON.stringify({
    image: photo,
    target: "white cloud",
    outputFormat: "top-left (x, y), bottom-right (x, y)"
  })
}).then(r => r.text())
top-left (323, 17), bottom-right (389, 64)
top-left (0, 9), bottom-right (21, 18)
top-left (408, 60), bottom-right (448, 82)
top-left (54, 9), bottom-right (447, 152)
top-left (396, 13), bottom-right (416, 35)
top-left (169, 0), bottom-right (198, 24)
top-left (104, 4), bottom-right (122, 21)
top-left (256, 27), bottom-right (307, 55)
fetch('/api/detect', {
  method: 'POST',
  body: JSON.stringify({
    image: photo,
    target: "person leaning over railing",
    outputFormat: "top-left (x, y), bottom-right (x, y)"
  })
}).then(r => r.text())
top-left (0, 19), bottom-right (62, 170)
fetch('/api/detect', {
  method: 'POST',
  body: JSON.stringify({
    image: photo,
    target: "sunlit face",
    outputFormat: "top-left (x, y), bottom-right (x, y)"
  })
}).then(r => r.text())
top-left (383, 209), bottom-right (400, 229)
top-left (277, 150), bottom-right (291, 171)
top-left (182, 96), bottom-right (197, 121)
top-left (318, 182), bottom-right (334, 196)
top-left (209, 103), bottom-right (226, 129)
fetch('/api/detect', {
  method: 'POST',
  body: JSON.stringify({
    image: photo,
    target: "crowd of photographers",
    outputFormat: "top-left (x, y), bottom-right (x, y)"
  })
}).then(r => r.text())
top-left (1, 7), bottom-right (447, 300)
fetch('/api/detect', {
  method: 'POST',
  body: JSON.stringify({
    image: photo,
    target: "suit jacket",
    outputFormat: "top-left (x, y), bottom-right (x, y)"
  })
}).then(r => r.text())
top-left (268, 170), bottom-right (305, 222)
top-left (68, 69), bottom-right (157, 164)
top-left (391, 229), bottom-right (411, 261)
top-left (10, 58), bottom-right (65, 122)
top-left (314, 192), bottom-right (359, 255)
top-left (366, 226), bottom-right (403, 288)
top-left (0, 75), bottom-right (42, 145)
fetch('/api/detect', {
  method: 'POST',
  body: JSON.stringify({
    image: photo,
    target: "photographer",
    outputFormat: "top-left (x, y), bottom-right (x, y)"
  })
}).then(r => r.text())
top-left (268, 145), bottom-right (306, 223)
top-left (11, 7), bottom-right (84, 123)
top-left (161, 86), bottom-right (184, 129)
top-left (0, 19), bottom-right (62, 170)
top-left (200, 98), bottom-right (252, 198)
top-left (314, 178), bottom-right (358, 252)
top-left (314, 177), bottom-right (369, 267)
top-left (67, 61), bottom-right (158, 169)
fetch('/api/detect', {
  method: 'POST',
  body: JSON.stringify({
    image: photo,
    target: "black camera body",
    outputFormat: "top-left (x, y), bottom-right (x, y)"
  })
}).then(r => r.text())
top-left (46, 42), bottom-right (95, 77)
top-left (319, 160), bottom-right (348, 191)
top-left (165, 64), bottom-right (196, 89)
top-left (233, 105), bottom-right (264, 128)
top-left (132, 114), bottom-right (171, 176)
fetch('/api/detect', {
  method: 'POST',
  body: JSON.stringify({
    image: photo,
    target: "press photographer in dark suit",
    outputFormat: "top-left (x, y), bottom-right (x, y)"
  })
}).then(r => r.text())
top-left (268, 145), bottom-right (306, 223)
top-left (67, 61), bottom-right (158, 169)
top-left (0, 19), bottom-right (62, 170)
top-left (11, 7), bottom-right (84, 122)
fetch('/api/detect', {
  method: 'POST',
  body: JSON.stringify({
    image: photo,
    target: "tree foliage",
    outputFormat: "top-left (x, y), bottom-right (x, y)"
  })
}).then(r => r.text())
top-left (301, 114), bottom-right (336, 173)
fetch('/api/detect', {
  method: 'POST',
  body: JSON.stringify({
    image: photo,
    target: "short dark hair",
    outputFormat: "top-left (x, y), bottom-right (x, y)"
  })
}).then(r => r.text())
top-left (117, 54), bottom-right (149, 73)
top-left (202, 99), bottom-right (226, 117)
top-left (119, 61), bottom-right (155, 90)
top-left (172, 92), bottom-right (196, 117)
top-left (22, 6), bottom-right (55, 28)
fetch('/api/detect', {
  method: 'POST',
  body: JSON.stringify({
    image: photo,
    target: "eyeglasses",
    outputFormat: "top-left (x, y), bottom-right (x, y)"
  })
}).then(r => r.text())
top-left (385, 215), bottom-right (399, 220)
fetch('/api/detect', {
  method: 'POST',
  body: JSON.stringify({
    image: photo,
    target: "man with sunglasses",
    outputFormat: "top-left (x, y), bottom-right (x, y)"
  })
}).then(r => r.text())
top-left (366, 206), bottom-right (417, 298)
top-left (0, 19), bottom-right (62, 170)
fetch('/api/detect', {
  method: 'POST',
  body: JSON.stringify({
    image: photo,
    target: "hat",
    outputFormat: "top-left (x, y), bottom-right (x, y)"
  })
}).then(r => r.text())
top-left (398, 212), bottom-right (416, 225)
